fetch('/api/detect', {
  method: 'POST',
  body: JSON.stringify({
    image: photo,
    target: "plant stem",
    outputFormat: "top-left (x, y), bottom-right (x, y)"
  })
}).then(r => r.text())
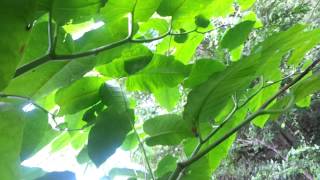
top-left (169, 58), bottom-right (320, 180)
top-left (14, 22), bottom-right (218, 77)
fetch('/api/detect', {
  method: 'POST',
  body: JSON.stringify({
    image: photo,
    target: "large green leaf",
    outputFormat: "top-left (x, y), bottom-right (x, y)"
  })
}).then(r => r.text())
top-left (126, 55), bottom-right (188, 91)
top-left (184, 57), bottom-right (259, 125)
top-left (143, 114), bottom-right (193, 146)
top-left (255, 25), bottom-right (320, 80)
top-left (184, 59), bottom-right (226, 88)
top-left (88, 108), bottom-right (133, 167)
top-left (0, 1), bottom-right (37, 90)
top-left (55, 77), bottom-right (104, 115)
top-left (220, 21), bottom-right (255, 51)
top-left (0, 101), bottom-right (25, 180)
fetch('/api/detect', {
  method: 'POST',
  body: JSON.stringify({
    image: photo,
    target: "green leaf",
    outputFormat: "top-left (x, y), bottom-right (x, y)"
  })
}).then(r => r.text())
top-left (184, 57), bottom-right (259, 125)
top-left (88, 108), bottom-right (133, 167)
top-left (155, 155), bottom-right (177, 178)
top-left (51, 133), bottom-right (71, 153)
top-left (174, 29), bottom-right (189, 43)
top-left (184, 59), bottom-right (226, 88)
top-left (52, 0), bottom-right (104, 25)
top-left (143, 114), bottom-right (193, 146)
top-left (101, 0), bottom-right (161, 22)
top-left (250, 83), bottom-right (280, 128)
top-left (157, 33), bottom-right (204, 64)
top-left (21, 108), bottom-right (58, 161)
top-left (20, 166), bottom-right (46, 180)
top-left (36, 171), bottom-right (76, 180)
top-left (4, 28), bottom-right (96, 99)
top-left (0, 102), bottom-right (25, 180)
top-left (133, 18), bottom-right (169, 40)
top-left (76, 146), bottom-right (91, 164)
top-left (237, 0), bottom-right (256, 10)
top-left (55, 77), bottom-right (104, 115)
top-left (0, 1), bottom-right (37, 90)
top-left (82, 102), bottom-right (105, 124)
top-left (108, 168), bottom-right (148, 179)
top-left (293, 72), bottom-right (320, 101)
top-left (242, 11), bottom-right (263, 28)
top-left (99, 82), bottom-right (130, 112)
top-left (220, 21), bottom-right (255, 51)
top-left (75, 16), bottom-right (130, 52)
top-left (96, 44), bottom-right (153, 78)
top-left (255, 25), bottom-right (320, 80)
top-left (195, 15), bottom-right (211, 28)
top-left (153, 87), bottom-right (180, 111)
top-left (157, 0), bottom-right (233, 30)
top-left (126, 55), bottom-right (188, 92)
top-left (121, 131), bottom-right (139, 151)
top-left (230, 45), bottom-right (244, 62)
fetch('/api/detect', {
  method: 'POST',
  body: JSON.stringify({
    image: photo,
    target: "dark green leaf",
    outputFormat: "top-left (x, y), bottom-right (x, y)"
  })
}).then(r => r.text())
top-left (195, 15), bottom-right (211, 28)
top-left (88, 108), bottom-right (133, 167)
top-left (174, 29), bottom-right (188, 43)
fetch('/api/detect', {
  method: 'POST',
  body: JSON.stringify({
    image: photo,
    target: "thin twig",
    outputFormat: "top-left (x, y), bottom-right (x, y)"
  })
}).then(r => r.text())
top-left (0, 93), bottom-right (92, 132)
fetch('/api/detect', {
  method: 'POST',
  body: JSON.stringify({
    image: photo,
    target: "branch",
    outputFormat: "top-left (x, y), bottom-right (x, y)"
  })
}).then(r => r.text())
top-left (0, 93), bottom-right (92, 132)
top-left (15, 21), bottom-right (218, 77)
top-left (169, 58), bottom-right (320, 179)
